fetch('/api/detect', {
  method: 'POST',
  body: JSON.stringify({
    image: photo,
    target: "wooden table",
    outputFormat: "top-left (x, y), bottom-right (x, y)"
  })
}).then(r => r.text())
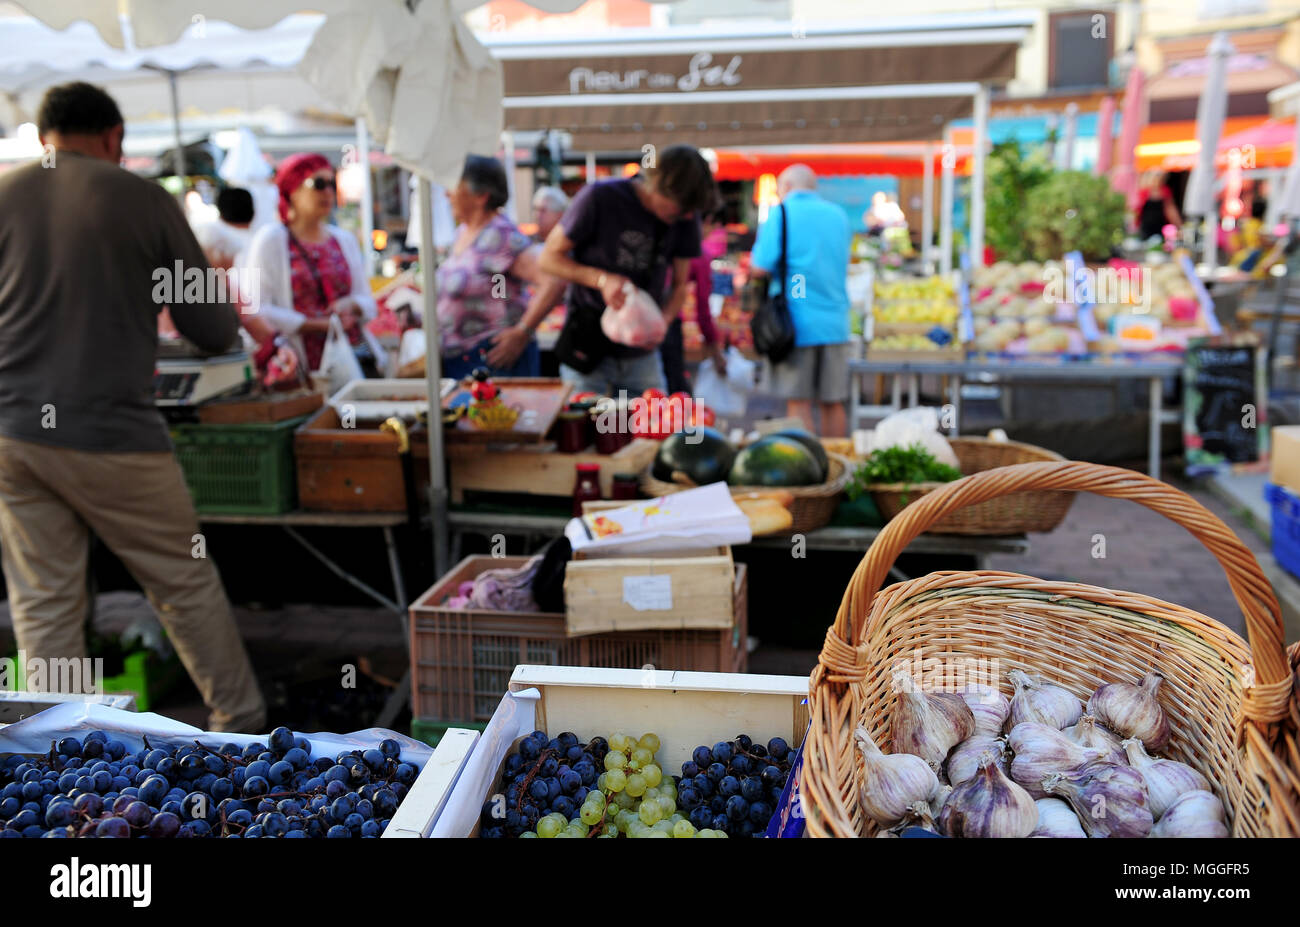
top-left (198, 510), bottom-right (411, 728)
top-left (445, 508), bottom-right (1029, 582)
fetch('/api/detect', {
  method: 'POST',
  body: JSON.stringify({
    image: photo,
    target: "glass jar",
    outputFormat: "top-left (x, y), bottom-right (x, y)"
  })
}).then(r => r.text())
top-left (555, 409), bottom-right (590, 454)
top-left (610, 473), bottom-right (639, 501)
top-left (572, 462), bottom-right (602, 516)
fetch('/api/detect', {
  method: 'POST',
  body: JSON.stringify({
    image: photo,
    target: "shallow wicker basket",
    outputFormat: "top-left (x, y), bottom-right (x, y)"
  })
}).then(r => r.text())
top-left (867, 437), bottom-right (1074, 535)
top-left (641, 453), bottom-right (850, 535)
top-left (802, 461), bottom-right (1300, 838)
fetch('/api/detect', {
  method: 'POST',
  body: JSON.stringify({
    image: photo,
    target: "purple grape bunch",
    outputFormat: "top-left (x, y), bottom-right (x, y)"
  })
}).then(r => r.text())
top-left (0, 727), bottom-right (420, 838)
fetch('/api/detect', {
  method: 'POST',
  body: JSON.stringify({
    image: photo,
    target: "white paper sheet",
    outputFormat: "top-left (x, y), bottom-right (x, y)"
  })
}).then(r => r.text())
top-left (565, 482), bottom-right (752, 555)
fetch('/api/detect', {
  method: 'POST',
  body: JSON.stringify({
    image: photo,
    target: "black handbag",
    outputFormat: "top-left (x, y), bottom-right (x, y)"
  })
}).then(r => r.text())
top-left (750, 204), bottom-right (796, 363)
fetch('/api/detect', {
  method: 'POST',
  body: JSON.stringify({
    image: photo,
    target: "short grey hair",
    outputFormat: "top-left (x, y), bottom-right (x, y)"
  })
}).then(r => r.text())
top-left (532, 186), bottom-right (568, 212)
top-left (778, 163), bottom-right (817, 197)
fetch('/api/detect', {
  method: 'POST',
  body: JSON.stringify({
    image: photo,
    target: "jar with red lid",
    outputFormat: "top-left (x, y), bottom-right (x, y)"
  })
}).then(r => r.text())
top-left (572, 462), bottom-right (602, 516)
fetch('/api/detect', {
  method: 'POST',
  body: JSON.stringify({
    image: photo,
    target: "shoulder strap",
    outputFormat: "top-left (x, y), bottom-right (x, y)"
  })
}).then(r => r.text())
top-left (776, 204), bottom-right (788, 297)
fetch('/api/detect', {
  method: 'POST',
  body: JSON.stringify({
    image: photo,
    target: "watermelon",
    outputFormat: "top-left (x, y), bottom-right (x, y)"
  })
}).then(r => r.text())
top-left (769, 428), bottom-right (829, 482)
top-left (652, 427), bottom-right (736, 487)
top-left (728, 436), bottom-right (824, 487)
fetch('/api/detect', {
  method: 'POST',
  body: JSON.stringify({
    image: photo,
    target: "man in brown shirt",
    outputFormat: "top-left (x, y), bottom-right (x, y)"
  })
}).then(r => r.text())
top-left (0, 82), bottom-right (265, 732)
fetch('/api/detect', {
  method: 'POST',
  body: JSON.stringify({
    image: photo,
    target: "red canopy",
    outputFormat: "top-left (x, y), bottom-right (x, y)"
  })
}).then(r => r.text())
top-left (712, 145), bottom-right (972, 181)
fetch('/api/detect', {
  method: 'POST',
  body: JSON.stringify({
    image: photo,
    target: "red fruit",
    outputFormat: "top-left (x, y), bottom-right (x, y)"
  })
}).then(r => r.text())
top-left (641, 388), bottom-right (667, 403)
top-left (693, 404), bottom-right (716, 427)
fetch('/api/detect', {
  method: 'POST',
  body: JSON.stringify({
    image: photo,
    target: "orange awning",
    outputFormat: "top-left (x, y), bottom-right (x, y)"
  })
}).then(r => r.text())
top-left (712, 145), bottom-right (972, 181)
top-left (1134, 115), bottom-right (1273, 171)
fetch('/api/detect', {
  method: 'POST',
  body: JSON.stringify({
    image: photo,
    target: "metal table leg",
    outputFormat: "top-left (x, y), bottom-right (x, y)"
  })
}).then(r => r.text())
top-left (1148, 376), bottom-right (1162, 480)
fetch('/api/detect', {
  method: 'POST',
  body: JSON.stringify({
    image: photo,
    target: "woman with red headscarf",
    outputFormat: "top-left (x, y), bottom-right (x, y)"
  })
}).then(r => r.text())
top-left (243, 152), bottom-right (377, 375)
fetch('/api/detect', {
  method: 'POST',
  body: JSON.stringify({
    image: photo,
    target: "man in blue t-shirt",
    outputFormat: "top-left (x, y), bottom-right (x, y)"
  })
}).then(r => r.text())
top-left (750, 164), bottom-right (852, 437)
top-left (499, 146), bottom-right (717, 398)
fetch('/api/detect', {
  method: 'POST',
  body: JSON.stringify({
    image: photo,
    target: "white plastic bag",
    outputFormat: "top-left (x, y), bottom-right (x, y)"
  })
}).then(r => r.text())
top-left (318, 313), bottom-right (364, 397)
top-left (601, 282), bottom-right (667, 349)
top-left (872, 407), bottom-right (959, 469)
top-left (695, 346), bottom-right (756, 418)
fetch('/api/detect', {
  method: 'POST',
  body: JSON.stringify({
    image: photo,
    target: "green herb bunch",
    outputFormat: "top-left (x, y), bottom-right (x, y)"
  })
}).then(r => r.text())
top-left (846, 444), bottom-right (963, 501)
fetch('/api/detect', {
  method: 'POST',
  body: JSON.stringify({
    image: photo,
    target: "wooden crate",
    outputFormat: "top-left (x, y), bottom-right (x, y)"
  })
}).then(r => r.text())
top-left (564, 546), bottom-right (736, 636)
top-left (444, 438), bottom-right (659, 504)
top-left (433, 665), bottom-right (809, 837)
top-left (409, 556), bottom-right (748, 724)
top-left (198, 390), bottom-right (323, 425)
top-left (380, 728), bottom-right (479, 839)
top-left (294, 405), bottom-right (408, 512)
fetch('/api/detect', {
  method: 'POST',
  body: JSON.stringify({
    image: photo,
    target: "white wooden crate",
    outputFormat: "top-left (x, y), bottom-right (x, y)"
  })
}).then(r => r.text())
top-left (382, 728), bottom-right (479, 838)
top-left (435, 665), bottom-right (809, 837)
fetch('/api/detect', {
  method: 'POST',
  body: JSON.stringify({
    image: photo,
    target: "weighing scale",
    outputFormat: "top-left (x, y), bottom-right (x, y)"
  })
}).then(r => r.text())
top-left (153, 340), bottom-right (252, 407)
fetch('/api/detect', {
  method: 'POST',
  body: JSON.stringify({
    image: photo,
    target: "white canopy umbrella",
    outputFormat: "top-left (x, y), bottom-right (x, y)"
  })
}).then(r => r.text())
top-left (1182, 31), bottom-right (1235, 267)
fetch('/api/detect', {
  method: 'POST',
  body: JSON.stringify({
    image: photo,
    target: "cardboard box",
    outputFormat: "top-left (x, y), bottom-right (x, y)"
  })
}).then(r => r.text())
top-left (1271, 426), bottom-right (1300, 495)
top-left (433, 665), bottom-right (810, 837)
top-left (564, 546), bottom-right (736, 636)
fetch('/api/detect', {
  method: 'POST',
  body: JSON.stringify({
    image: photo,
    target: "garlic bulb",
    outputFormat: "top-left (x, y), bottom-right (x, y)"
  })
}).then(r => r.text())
top-left (929, 784), bottom-right (953, 820)
top-left (1087, 672), bottom-right (1171, 751)
top-left (1031, 797), bottom-right (1086, 838)
top-left (891, 671), bottom-right (976, 770)
top-left (1042, 762), bottom-right (1153, 838)
top-left (855, 726), bottom-right (940, 826)
top-left (1007, 722), bottom-right (1107, 798)
top-left (1007, 669), bottom-right (1083, 730)
top-left (889, 800), bottom-right (938, 835)
top-left (1150, 790), bottom-right (1228, 838)
top-left (945, 735), bottom-right (1008, 786)
top-left (961, 684), bottom-right (1011, 736)
top-left (1122, 739), bottom-right (1210, 819)
top-left (938, 753), bottom-right (1038, 838)
top-left (1063, 714), bottom-right (1126, 765)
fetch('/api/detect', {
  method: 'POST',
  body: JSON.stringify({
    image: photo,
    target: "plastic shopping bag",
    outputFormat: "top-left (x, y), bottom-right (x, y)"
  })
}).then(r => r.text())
top-left (601, 283), bottom-right (668, 349)
top-left (695, 346), bottom-right (756, 418)
top-left (318, 313), bottom-right (364, 397)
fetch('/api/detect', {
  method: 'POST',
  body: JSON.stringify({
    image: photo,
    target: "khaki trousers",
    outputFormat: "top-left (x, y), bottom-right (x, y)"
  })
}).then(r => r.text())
top-left (0, 434), bottom-right (265, 732)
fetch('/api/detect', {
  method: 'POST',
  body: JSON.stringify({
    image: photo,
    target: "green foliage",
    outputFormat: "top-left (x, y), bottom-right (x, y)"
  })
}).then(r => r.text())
top-left (847, 444), bottom-right (963, 500)
top-left (984, 142), bottom-right (1052, 263)
top-left (1023, 170), bottom-right (1127, 262)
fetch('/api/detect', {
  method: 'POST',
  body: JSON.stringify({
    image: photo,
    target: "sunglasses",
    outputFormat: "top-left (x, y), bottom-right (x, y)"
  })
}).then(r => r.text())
top-left (302, 175), bottom-right (335, 191)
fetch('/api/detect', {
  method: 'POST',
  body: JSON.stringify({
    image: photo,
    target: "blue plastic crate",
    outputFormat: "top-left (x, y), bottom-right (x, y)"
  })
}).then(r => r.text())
top-left (1265, 483), bottom-right (1300, 582)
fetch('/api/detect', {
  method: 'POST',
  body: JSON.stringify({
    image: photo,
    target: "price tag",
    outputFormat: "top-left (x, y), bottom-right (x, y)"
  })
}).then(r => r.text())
top-left (622, 575), bottom-right (673, 611)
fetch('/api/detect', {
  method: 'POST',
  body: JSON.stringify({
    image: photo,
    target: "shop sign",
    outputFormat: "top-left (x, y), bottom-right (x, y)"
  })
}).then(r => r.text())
top-left (567, 52), bottom-right (742, 95)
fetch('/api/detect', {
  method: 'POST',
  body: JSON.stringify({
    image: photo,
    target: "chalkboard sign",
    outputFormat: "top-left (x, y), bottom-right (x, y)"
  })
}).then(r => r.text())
top-left (1183, 338), bottom-right (1266, 475)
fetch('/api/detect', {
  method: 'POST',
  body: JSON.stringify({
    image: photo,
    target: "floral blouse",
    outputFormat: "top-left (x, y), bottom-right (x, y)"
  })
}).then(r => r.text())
top-left (289, 234), bottom-right (355, 371)
top-left (436, 214), bottom-right (532, 356)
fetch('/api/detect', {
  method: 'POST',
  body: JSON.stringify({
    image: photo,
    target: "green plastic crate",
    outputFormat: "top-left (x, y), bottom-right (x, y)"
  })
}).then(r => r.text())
top-left (6, 649), bottom-right (184, 713)
top-left (410, 718), bottom-right (487, 748)
top-left (171, 415), bottom-right (309, 515)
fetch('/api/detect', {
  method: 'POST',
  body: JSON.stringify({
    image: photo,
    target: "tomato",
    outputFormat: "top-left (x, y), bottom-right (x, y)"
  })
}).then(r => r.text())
top-left (692, 404), bottom-right (716, 428)
top-left (668, 391), bottom-right (691, 405)
top-left (641, 388), bottom-right (667, 402)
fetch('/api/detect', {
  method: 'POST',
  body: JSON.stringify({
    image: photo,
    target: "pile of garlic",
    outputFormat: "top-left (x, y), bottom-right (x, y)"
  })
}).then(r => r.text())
top-left (858, 669), bottom-right (1228, 838)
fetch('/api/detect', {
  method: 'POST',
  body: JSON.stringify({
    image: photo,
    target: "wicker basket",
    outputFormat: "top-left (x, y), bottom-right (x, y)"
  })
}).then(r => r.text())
top-left (641, 453), bottom-right (850, 535)
top-left (802, 461), bottom-right (1300, 838)
top-left (866, 437), bottom-right (1074, 535)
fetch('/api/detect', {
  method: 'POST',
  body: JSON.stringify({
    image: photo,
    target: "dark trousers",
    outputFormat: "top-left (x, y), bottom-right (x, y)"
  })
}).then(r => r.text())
top-left (659, 318), bottom-right (690, 395)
